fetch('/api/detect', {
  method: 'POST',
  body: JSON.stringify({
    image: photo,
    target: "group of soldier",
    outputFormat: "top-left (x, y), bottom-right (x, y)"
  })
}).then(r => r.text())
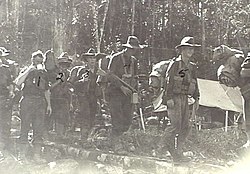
top-left (0, 35), bottom-right (201, 164)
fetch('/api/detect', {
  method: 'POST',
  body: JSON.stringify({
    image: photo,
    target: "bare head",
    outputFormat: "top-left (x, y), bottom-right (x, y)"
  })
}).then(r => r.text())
top-left (31, 50), bottom-right (44, 66)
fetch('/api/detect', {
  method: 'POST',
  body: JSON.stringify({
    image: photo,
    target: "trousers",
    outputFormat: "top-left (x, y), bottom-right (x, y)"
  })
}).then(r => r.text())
top-left (19, 96), bottom-right (46, 145)
top-left (109, 93), bottom-right (132, 136)
top-left (160, 94), bottom-right (191, 155)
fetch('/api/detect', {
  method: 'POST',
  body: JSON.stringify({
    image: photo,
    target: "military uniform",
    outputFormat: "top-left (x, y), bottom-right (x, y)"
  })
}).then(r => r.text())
top-left (155, 36), bottom-right (200, 162)
top-left (107, 50), bottom-right (138, 136)
top-left (15, 50), bottom-right (51, 164)
top-left (0, 47), bottom-right (19, 80)
top-left (50, 68), bottom-right (71, 137)
top-left (19, 68), bottom-right (50, 145)
top-left (236, 54), bottom-right (250, 141)
top-left (160, 56), bottom-right (199, 156)
top-left (49, 52), bottom-right (73, 137)
top-left (0, 64), bottom-right (13, 152)
top-left (69, 65), bottom-right (99, 139)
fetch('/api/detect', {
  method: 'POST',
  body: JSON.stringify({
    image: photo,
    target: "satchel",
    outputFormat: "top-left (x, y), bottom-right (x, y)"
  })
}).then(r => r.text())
top-left (240, 83), bottom-right (250, 100)
top-left (187, 79), bottom-right (197, 96)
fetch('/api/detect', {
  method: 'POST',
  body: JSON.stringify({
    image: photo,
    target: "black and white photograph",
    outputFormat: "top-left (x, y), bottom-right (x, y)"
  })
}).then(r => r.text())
top-left (0, 0), bottom-right (250, 173)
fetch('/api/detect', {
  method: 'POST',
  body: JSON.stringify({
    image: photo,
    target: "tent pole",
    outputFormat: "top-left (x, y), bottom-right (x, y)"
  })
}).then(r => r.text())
top-left (225, 110), bottom-right (229, 132)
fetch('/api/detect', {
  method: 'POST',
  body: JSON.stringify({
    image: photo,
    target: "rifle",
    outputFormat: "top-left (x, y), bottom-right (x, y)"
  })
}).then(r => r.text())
top-left (98, 67), bottom-right (146, 130)
top-left (97, 68), bottom-right (137, 93)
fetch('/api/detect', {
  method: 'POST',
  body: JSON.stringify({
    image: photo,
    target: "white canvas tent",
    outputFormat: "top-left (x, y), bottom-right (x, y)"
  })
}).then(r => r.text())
top-left (198, 78), bottom-right (242, 113)
top-left (197, 78), bottom-right (243, 131)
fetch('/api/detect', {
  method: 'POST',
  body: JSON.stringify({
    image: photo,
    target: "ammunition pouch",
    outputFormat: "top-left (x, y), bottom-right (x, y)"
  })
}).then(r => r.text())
top-left (173, 76), bottom-right (183, 94)
top-left (187, 79), bottom-right (197, 96)
top-left (172, 76), bottom-right (197, 96)
top-left (131, 92), bottom-right (139, 104)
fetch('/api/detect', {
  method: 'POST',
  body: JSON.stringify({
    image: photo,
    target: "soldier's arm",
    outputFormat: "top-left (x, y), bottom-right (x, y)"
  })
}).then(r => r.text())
top-left (14, 65), bottom-right (35, 87)
top-left (68, 66), bottom-right (79, 83)
top-left (8, 84), bottom-right (14, 98)
top-left (107, 57), bottom-right (124, 88)
top-left (96, 57), bottom-right (109, 84)
top-left (192, 65), bottom-right (200, 100)
top-left (44, 73), bottom-right (52, 115)
top-left (45, 89), bottom-right (51, 104)
top-left (165, 62), bottom-right (176, 101)
top-left (45, 90), bottom-right (52, 114)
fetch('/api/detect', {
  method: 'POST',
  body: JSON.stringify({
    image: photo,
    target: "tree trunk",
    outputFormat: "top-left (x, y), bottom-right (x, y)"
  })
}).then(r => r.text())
top-left (169, 0), bottom-right (173, 47)
top-left (131, 0), bottom-right (136, 35)
top-left (201, 1), bottom-right (205, 59)
top-left (92, 1), bottom-right (99, 51)
top-left (98, 0), bottom-right (110, 52)
top-left (151, 0), bottom-right (157, 63)
top-left (161, 2), bottom-right (166, 49)
top-left (54, 0), bottom-right (66, 56)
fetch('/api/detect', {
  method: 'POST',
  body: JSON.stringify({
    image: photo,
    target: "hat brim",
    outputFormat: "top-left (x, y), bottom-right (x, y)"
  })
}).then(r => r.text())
top-left (175, 43), bottom-right (201, 49)
top-left (81, 53), bottom-right (107, 61)
top-left (58, 61), bottom-right (72, 63)
top-left (58, 57), bottom-right (73, 64)
top-left (0, 52), bottom-right (10, 56)
top-left (122, 43), bottom-right (144, 49)
top-left (81, 53), bottom-right (96, 57)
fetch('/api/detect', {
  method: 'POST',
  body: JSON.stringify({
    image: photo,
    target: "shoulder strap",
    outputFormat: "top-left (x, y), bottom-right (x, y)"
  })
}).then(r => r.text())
top-left (165, 57), bottom-right (176, 78)
top-left (160, 57), bottom-right (176, 89)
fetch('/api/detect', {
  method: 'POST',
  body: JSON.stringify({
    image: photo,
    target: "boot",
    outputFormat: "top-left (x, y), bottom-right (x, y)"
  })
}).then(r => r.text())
top-left (163, 140), bottom-right (190, 163)
top-left (172, 152), bottom-right (191, 163)
top-left (80, 127), bottom-right (89, 141)
top-left (168, 147), bottom-right (191, 163)
top-left (33, 144), bottom-right (46, 164)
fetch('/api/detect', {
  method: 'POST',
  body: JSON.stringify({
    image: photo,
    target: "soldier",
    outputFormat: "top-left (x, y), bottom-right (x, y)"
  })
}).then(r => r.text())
top-left (68, 48), bottom-right (106, 140)
top-left (0, 47), bottom-right (19, 80)
top-left (0, 58), bottom-right (14, 161)
top-left (158, 36), bottom-right (200, 163)
top-left (14, 50), bottom-right (51, 164)
top-left (50, 52), bottom-right (73, 139)
top-left (43, 50), bottom-right (58, 134)
top-left (0, 47), bottom-right (20, 107)
top-left (105, 36), bottom-right (143, 137)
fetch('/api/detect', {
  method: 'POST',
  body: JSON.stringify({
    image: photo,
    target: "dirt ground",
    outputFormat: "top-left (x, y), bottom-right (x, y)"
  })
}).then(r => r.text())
top-left (82, 125), bottom-right (248, 166)
top-left (9, 113), bottom-right (249, 172)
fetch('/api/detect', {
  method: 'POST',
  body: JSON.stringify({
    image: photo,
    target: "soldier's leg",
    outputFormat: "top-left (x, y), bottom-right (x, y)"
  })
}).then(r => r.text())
top-left (159, 95), bottom-right (182, 158)
top-left (89, 96), bottom-right (98, 128)
top-left (79, 96), bottom-right (91, 140)
top-left (109, 95), bottom-right (124, 136)
top-left (50, 98), bottom-right (57, 132)
top-left (32, 99), bottom-right (46, 163)
top-left (121, 96), bottom-right (132, 132)
top-left (54, 99), bottom-right (69, 137)
top-left (18, 98), bottom-right (33, 163)
top-left (178, 95), bottom-right (191, 153)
